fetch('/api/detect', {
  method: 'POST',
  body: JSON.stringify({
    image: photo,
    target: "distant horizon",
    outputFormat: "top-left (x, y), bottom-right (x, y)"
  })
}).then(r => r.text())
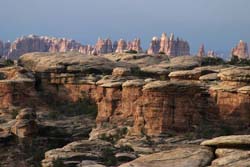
top-left (0, 33), bottom-right (244, 56)
top-left (1, 0), bottom-right (250, 55)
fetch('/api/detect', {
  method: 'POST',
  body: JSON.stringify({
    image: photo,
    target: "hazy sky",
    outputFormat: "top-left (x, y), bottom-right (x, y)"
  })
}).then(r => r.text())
top-left (0, 0), bottom-right (250, 53)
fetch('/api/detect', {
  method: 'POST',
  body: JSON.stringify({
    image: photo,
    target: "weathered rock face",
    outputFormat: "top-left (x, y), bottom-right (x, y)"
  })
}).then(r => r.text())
top-left (231, 40), bottom-right (249, 59)
top-left (197, 44), bottom-right (206, 57)
top-left (0, 66), bottom-right (36, 109)
top-left (148, 33), bottom-right (190, 56)
top-left (201, 135), bottom-right (250, 167)
top-left (11, 108), bottom-right (38, 138)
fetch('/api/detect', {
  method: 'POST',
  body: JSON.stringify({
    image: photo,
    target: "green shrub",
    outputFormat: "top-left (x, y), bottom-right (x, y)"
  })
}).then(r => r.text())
top-left (3, 59), bottom-right (14, 66)
top-left (119, 145), bottom-right (134, 152)
top-left (101, 147), bottom-right (117, 166)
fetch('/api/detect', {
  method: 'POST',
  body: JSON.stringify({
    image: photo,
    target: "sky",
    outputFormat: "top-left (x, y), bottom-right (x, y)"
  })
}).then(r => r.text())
top-left (0, 0), bottom-right (250, 54)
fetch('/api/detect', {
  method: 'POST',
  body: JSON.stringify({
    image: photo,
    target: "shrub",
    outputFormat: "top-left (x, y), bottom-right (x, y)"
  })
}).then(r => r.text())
top-left (229, 55), bottom-right (250, 66)
top-left (125, 50), bottom-right (138, 54)
top-left (158, 51), bottom-right (166, 55)
top-left (201, 57), bottom-right (225, 66)
top-left (101, 147), bottom-right (117, 166)
top-left (53, 159), bottom-right (66, 167)
top-left (3, 59), bottom-right (14, 66)
top-left (11, 109), bottom-right (19, 119)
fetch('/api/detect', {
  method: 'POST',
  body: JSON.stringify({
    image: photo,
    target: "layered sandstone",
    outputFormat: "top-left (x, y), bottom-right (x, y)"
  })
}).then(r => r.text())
top-left (0, 66), bottom-right (36, 109)
top-left (231, 40), bottom-right (249, 59)
top-left (148, 33), bottom-right (190, 56)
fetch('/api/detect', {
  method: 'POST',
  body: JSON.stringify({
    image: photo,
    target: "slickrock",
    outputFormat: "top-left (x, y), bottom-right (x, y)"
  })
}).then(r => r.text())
top-left (141, 56), bottom-right (200, 75)
top-left (218, 67), bottom-right (250, 82)
top-left (197, 44), bottom-right (206, 57)
top-left (231, 40), bottom-right (249, 59)
top-left (42, 140), bottom-right (112, 167)
top-left (201, 135), bottom-right (250, 167)
top-left (169, 70), bottom-right (202, 80)
top-left (119, 146), bottom-right (214, 167)
top-left (19, 52), bottom-right (135, 73)
top-left (104, 53), bottom-right (169, 68)
top-left (147, 33), bottom-right (190, 56)
top-left (201, 135), bottom-right (250, 147)
top-left (199, 73), bottom-right (219, 81)
top-left (112, 68), bottom-right (131, 77)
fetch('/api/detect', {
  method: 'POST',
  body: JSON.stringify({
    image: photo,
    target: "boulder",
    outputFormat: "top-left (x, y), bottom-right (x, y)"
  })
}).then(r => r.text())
top-left (201, 135), bottom-right (250, 147)
top-left (119, 146), bottom-right (213, 167)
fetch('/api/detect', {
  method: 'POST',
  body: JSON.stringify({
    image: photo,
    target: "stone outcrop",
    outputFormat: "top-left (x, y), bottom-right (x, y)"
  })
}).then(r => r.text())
top-left (197, 44), bottom-right (206, 57)
top-left (231, 40), bottom-right (249, 59)
top-left (148, 33), bottom-right (190, 56)
top-left (201, 135), bottom-right (250, 166)
top-left (119, 146), bottom-right (214, 167)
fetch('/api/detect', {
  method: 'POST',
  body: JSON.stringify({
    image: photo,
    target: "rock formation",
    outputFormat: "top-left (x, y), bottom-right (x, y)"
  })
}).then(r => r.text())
top-left (197, 44), bottom-right (206, 57)
top-left (231, 40), bottom-right (249, 59)
top-left (127, 38), bottom-right (143, 53)
top-left (116, 39), bottom-right (128, 53)
top-left (207, 50), bottom-right (216, 57)
top-left (147, 37), bottom-right (160, 55)
top-left (147, 33), bottom-right (190, 56)
top-left (201, 135), bottom-right (250, 166)
top-left (0, 35), bottom-right (93, 59)
top-left (94, 38), bottom-right (113, 55)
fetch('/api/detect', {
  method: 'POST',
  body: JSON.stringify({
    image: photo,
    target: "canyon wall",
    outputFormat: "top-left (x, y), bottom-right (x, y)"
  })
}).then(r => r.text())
top-left (1, 53), bottom-right (247, 137)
